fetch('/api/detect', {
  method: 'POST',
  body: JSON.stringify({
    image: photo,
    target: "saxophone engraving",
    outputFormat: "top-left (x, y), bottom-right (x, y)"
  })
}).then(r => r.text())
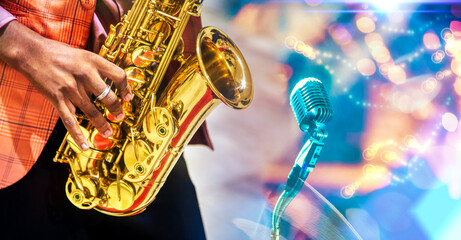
top-left (53, 0), bottom-right (253, 216)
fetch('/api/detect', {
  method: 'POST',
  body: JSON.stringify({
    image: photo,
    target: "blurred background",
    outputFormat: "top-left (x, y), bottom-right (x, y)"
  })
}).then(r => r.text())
top-left (183, 1), bottom-right (461, 239)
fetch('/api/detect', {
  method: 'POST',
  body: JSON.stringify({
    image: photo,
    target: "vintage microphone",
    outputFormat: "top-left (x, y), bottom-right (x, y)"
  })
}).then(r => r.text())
top-left (271, 78), bottom-right (333, 240)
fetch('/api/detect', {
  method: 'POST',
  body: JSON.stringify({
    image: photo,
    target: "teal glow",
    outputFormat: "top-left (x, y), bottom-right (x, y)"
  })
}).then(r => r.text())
top-left (413, 186), bottom-right (461, 240)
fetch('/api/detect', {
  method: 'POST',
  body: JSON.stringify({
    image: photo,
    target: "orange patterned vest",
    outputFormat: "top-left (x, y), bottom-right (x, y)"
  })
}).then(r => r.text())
top-left (0, 0), bottom-right (95, 188)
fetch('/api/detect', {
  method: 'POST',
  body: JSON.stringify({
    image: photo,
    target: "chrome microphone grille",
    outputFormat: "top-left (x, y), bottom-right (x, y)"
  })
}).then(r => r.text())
top-left (289, 78), bottom-right (333, 132)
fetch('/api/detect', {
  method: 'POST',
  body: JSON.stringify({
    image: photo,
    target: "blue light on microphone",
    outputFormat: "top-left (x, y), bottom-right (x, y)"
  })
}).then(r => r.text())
top-left (271, 77), bottom-right (333, 240)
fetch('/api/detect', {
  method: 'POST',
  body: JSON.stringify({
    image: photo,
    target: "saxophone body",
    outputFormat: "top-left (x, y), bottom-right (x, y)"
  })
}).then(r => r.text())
top-left (53, 0), bottom-right (253, 216)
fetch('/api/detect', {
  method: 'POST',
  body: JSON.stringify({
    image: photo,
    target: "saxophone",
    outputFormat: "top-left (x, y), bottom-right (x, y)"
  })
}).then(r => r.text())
top-left (53, 0), bottom-right (253, 216)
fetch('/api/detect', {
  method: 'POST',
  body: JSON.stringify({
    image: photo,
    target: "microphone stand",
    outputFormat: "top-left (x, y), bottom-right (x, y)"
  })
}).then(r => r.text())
top-left (271, 122), bottom-right (328, 240)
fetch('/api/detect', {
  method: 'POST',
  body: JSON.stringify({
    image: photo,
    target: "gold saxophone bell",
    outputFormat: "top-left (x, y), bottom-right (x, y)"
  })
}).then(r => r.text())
top-left (54, 0), bottom-right (253, 216)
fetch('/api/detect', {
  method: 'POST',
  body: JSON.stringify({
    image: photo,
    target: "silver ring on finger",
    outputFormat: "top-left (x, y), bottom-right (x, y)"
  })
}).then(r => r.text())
top-left (96, 84), bottom-right (111, 101)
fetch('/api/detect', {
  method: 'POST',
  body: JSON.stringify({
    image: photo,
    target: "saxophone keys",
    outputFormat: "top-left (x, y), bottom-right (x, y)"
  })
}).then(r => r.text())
top-left (173, 37), bottom-right (185, 63)
top-left (143, 107), bottom-right (177, 143)
top-left (106, 181), bottom-right (135, 211)
top-left (132, 46), bottom-right (157, 68)
top-left (125, 66), bottom-right (147, 91)
top-left (121, 107), bottom-right (176, 183)
top-left (90, 123), bottom-right (121, 150)
top-left (186, 1), bottom-right (202, 16)
top-left (123, 139), bottom-right (152, 182)
top-left (65, 176), bottom-right (98, 210)
top-left (149, 20), bottom-right (171, 48)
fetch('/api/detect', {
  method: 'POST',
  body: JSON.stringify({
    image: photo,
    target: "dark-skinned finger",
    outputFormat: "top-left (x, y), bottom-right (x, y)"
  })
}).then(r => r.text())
top-left (92, 54), bottom-right (132, 101)
top-left (100, 90), bottom-right (125, 121)
top-left (76, 87), bottom-right (113, 138)
top-left (57, 102), bottom-right (89, 151)
top-left (84, 72), bottom-right (125, 121)
top-left (65, 99), bottom-right (76, 115)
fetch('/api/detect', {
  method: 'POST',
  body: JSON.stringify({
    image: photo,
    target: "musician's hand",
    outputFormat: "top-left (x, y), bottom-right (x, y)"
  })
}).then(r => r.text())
top-left (0, 20), bottom-right (132, 151)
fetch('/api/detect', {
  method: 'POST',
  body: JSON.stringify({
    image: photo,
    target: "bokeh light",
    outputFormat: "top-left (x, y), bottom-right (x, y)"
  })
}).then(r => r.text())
top-left (357, 58), bottom-right (376, 76)
top-left (444, 40), bottom-right (461, 57)
top-left (388, 65), bottom-right (406, 84)
top-left (341, 41), bottom-right (362, 59)
top-left (436, 71), bottom-right (445, 80)
top-left (441, 28), bottom-right (455, 42)
top-left (381, 151), bottom-right (397, 163)
top-left (421, 78), bottom-right (437, 94)
top-left (450, 20), bottom-right (461, 39)
top-left (423, 32), bottom-right (441, 50)
top-left (356, 16), bottom-right (375, 34)
top-left (412, 102), bottom-right (436, 120)
top-left (455, 50), bottom-right (461, 61)
top-left (341, 185), bottom-right (356, 199)
top-left (363, 147), bottom-right (377, 160)
top-left (379, 63), bottom-right (390, 76)
top-left (365, 32), bottom-right (384, 48)
top-left (286, 36), bottom-right (318, 60)
top-left (441, 112), bottom-right (459, 132)
top-left (431, 50), bottom-right (445, 64)
top-left (284, 36), bottom-right (297, 49)
top-left (371, 46), bottom-right (391, 63)
top-left (404, 135), bottom-right (420, 149)
top-left (329, 24), bottom-right (353, 45)
top-left (454, 78), bottom-right (461, 96)
top-left (302, 46), bottom-right (316, 59)
top-left (363, 164), bottom-right (376, 177)
top-left (451, 59), bottom-right (461, 76)
top-left (444, 70), bottom-right (452, 77)
top-left (294, 41), bottom-right (306, 53)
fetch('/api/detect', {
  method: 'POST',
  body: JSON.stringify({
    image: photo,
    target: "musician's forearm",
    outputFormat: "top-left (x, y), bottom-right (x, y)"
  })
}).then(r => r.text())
top-left (0, 19), bottom-right (131, 151)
